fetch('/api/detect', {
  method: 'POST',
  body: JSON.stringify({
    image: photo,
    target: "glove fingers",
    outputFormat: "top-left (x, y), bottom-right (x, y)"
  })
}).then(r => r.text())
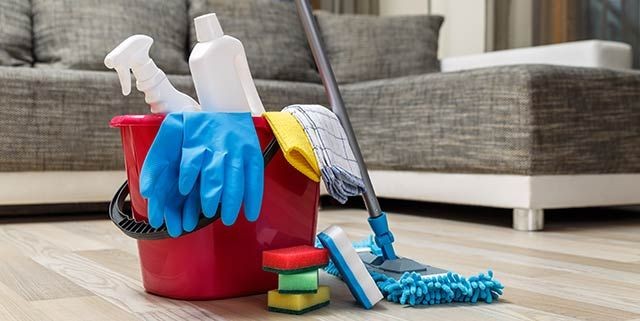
top-left (147, 197), bottom-right (165, 229)
top-left (140, 113), bottom-right (183, 197)
top-left (146, 166), bottom-right (175, 228)
top-left (182, 180), bottom-right (201, 232)
top-left (200, 151), bottom-right (225, 218)
top-left (221, 154), bottom-right (244, 226)
top-left (243, 150), bottom-right (264, 222)
top-left (164, 183), bottom-right (183, 238)
top-left (179, 147), bottom-right (205, 195)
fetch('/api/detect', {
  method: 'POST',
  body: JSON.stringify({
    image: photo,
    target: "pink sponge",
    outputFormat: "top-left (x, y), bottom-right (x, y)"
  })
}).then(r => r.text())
top-left (263, 245), bottom-right (329, 274)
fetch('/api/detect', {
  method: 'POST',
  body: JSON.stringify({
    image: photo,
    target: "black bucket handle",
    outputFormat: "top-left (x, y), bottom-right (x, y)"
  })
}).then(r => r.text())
top-left (109, 138), bottom-right (280, 240)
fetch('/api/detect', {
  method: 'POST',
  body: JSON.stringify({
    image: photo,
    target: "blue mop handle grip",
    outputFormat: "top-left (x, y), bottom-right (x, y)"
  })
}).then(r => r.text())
top-left (368, 212), bottom-right (398, 260)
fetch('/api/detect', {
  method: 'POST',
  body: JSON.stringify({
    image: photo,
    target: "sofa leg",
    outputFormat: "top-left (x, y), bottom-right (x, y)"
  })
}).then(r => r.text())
top-left (512, 208), bottom-right (544, 231)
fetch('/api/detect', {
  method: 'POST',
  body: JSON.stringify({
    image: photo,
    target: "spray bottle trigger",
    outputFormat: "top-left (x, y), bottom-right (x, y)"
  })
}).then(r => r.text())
top-left (114, 66), bottom-right (132, 96)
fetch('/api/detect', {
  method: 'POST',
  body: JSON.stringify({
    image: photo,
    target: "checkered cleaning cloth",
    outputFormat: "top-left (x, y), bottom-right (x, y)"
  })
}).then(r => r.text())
top-left (283, 104), bottom-right (365, 203)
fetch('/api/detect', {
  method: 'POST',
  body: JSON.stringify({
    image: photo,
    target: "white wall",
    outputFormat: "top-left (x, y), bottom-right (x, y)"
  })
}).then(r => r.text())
top-left (379, 0), bottom-right (429, 15)
top-left (379, 0), bottom-right (487, 58)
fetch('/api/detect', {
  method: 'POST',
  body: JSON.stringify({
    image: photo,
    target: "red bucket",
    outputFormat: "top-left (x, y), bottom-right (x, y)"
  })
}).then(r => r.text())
top-left (110, 114), bottom-right (320, 300)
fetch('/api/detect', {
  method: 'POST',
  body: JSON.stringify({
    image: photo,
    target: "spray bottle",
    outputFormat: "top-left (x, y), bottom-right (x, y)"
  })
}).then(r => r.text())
top-left (189, 13), bottom-right (265, 115)
top-left (105, 35), bottom-right (200, 113)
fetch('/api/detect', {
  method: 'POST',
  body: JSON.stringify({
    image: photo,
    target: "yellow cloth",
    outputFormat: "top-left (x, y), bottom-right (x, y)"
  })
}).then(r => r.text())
top-left (264, 112), bottom-right (320, 182)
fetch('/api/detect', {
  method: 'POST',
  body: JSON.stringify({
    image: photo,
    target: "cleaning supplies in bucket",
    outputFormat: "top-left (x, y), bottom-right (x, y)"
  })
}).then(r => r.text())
top-left (110, 115), bottom-right (320, 299)
top-left (107, 13), bottom-right (268, 237)
top-left (138, 13), bottom-right (266, 236)
top-left (284, 104), bottom-right (365, 203)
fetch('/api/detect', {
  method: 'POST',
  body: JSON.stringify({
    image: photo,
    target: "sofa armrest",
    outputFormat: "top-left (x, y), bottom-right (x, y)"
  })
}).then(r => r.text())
top-left (441, 40), bottom-right (632, 72)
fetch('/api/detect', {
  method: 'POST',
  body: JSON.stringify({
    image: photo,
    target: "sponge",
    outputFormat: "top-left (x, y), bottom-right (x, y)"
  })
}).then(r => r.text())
top-left (317, 225), bottom-right (383, 309)
top-left (279, 270), bottom-right (318, 294)
top-left (263, 245), bottom-right (329, 274)
top-left (268, 286), bottom-right (330, 315)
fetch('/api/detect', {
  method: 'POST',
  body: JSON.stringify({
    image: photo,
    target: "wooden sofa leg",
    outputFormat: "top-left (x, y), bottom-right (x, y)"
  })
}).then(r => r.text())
top-left (512, 208), bottom-right (544, 231)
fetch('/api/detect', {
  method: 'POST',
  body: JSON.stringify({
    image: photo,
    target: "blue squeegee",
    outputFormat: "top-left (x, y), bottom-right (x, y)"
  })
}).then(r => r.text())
top-left (295, 0), bottom-right (503, 306)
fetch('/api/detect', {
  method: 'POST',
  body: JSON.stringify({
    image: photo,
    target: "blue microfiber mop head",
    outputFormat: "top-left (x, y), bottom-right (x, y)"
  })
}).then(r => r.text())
top-left (317, 235), bottom-right (504, 307)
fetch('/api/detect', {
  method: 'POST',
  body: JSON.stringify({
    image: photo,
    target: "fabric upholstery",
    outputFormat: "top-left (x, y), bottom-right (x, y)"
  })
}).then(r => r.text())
top-left (189, 0), bottom-right (320, 83)
top-left (0, 0), bottom-right (33, 66)
top-left (0, 66), bottom-right (325, 171)
top-left (342, 65), bottom-right (640, 175)
top-left (32, 0), bottom-right (190, 74)
top-left (315, 11), bottom-right (443, 84)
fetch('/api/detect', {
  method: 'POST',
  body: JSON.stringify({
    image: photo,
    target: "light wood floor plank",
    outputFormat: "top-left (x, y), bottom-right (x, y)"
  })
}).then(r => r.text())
top-left (504, 288), bottom-right (638, 321)
top-left (32, 251), bottom-right (226, 320)
top-left (76, 249), bottom-right (141, 281)
top-left (30, 296), bottom-right (139, 321)
top-left (0, 282), bottom-right (52, 321)
top-left (57, 220), bottom-right (139, 255)
top-left (0, 255), bottom-right (92, 301)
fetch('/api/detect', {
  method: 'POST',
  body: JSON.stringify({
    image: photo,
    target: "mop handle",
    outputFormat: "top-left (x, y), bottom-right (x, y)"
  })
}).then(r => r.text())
top-left (295, 0), bottom-right (382, 218)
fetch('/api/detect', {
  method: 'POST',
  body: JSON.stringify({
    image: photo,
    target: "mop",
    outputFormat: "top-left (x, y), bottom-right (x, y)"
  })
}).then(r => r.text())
top-left (295, 0), bottom-right (504, 307)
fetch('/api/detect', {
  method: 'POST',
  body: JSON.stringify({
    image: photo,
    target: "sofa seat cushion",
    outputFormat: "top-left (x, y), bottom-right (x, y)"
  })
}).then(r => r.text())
top-left (316, 12), bottom-right (443, 84)
top-left (189, 0), bottom-right (320, 83)
top-left (0, 0), bottom-right (32, 66)
top-left (342, 65), bottom-right (640, 175)
top-left (32, 0), bottom-right (190, 74)
top-left (0, 66), bottom-right (326, 171)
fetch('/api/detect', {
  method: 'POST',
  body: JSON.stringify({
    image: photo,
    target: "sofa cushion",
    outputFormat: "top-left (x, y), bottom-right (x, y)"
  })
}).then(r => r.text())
top-left (316, 12), bottom-right (443, 84)
top-left (342, 65), bottom-right (640, 175)
top-left (0, 0), bottom-right (33, 66)
top-left (189, 0), bottom-right (320, 83)
top-left (0, 66), bottom-right (326, 171)
top-left (32, 0), bottom-right (190, 74)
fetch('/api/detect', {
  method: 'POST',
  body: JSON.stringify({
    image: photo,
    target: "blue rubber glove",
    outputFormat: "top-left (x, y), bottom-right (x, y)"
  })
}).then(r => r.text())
top-left (178, 112), bottom-right (264, 226)
top-left (139, 113), bottom-right (202, 237)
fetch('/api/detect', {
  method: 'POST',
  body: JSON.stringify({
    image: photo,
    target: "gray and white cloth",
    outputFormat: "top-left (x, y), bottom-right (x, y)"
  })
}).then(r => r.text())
top-left (284, 104), bottom-right (365, 203)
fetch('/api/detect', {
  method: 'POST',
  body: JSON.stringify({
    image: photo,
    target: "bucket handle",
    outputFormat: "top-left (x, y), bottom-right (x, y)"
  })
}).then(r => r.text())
top-left (109, 138), bottom-right (280, 240)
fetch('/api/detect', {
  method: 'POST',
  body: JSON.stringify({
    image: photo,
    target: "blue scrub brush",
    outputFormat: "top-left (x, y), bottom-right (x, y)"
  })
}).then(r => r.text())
top-left (317, 226), bottom-right (383, 309)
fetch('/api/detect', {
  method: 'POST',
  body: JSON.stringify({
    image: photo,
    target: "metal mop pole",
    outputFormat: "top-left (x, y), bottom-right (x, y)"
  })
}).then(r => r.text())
top-left (295, 0), bottom-right (398, 260)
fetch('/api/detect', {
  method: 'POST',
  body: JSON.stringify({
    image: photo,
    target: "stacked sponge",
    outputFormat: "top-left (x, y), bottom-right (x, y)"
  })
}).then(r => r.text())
top-left (263, 245), bottom-right (330, 315)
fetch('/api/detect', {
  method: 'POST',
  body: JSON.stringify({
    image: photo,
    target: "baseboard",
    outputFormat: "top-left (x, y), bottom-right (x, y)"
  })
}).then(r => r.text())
top-left (0, 171), bottom-right (125, 205)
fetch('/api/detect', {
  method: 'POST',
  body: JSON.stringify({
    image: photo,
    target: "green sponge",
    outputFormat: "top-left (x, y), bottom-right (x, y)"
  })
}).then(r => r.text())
top-left (279, 270), bottom-right (318, 294)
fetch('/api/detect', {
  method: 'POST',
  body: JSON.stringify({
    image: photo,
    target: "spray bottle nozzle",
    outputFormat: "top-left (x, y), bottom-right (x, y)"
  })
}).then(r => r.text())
top-left (104, 35), bottom-right (154, 96)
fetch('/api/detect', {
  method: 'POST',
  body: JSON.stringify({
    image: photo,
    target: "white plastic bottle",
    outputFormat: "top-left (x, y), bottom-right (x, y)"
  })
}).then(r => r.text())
top-left (105, 35), bottom-right (200, 113)
top-left (189, 13), bottom-right (265, 115)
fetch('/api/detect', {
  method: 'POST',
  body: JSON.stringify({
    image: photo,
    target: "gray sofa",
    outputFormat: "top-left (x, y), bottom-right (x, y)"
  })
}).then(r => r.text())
top-left (2, 0), bottom-right (640, 230)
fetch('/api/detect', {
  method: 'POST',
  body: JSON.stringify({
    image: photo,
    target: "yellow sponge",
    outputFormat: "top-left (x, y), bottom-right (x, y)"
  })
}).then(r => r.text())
top-left (267, 286), bottom-right (330, 314)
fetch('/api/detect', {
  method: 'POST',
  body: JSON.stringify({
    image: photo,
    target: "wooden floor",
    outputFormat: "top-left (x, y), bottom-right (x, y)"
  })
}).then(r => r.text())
top-left (0, 203), bottom-right (639, 321)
